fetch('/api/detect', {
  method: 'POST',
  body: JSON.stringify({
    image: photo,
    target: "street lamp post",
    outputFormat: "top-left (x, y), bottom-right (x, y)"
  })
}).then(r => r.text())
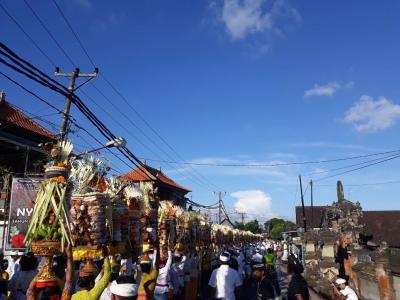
top-left (74, 137), bottom-right (126, 158)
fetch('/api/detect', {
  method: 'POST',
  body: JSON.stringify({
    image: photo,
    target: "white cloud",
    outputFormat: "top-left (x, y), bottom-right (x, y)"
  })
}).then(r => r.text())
top-left (304, 81), bottom-right (354, 97)
top-left (231, 190), bottom-right (276, 220)
top-left (343, 95), bottom-right (400, 133)
top-left (210, 0), bottom-right (300, 41)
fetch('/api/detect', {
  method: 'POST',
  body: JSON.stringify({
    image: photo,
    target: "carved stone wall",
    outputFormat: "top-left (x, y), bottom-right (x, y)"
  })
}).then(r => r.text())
top-left (301, 181), bottom-right (399, 299)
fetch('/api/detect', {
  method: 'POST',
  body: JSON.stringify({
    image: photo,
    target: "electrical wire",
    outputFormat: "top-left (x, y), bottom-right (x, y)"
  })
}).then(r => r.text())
top-left (78, 89), bottom-right (162, 157)
top-left (1, 44), bottom-right (219, 207)
top-left (315, 179), bottom-right (400, 187)
top-left (0, 72), bottom-right (125, 176)
top-left (46, 1), bottom-right (221, 190)
top-left (98, 75), bottom-right (223, 190)
top-left (0, 2), bottom-right (57, 67)
top-left (187, 199), bottom-right (220, 209)
top-left (22, 0), bottom-right (76, 67)
top-left (51, 0), bottom-right (96, 68)
top-left (314, 153), bottom-right (400, 182)
top-left (5, 54), bottom-right (400, 200)
top-left (25, 0), bottom-right (220, 191)
top-left (0, 109), bottom-right (59, 132)
top-left (306, 152), bottom-right (400, 176)
top-left (0, 61), bottom-right (150, 179)
top-left (0, 71), bottom-right (64, 113)
top-left (138, 149), bottom-right (400, 168)
top-left (89, 83), bottom-right (219, 189)
top-left (0, 44), bottom-right (149, 178)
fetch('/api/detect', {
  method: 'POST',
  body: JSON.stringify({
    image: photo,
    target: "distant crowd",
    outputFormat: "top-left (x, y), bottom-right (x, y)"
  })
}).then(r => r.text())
top-left (0, 240), bottom-right (358, 300)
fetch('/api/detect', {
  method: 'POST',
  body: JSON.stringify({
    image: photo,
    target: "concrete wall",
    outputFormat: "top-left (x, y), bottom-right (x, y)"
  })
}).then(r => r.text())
top-left (358, 277), bottom-right (380, 300)
top-left (393, 275), bottom-right (400, 300)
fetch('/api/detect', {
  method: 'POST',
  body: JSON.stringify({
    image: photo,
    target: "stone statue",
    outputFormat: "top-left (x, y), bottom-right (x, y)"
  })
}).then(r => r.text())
top-left (337, 180), bottom-right (344, 201)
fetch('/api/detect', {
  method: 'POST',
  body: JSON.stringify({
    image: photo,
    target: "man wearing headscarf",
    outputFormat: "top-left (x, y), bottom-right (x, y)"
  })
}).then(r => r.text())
top-left (110, 275), bottom-right (138, 300)
top-left (208, 252), bottom-right (242, 300)
top-left (332, 278), bottom-right (358, 300)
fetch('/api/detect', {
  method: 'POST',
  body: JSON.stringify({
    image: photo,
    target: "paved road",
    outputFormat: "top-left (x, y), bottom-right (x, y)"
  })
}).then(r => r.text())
top-left (276, 259), bottom-right (326, 300)
top-left (200, 260), bottom-right (326, 299)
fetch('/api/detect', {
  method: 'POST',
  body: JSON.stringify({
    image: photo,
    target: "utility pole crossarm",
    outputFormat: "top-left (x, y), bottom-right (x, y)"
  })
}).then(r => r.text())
top-left (55, 67), bottom-right (98, 141)
top-left (214, 191), bottom-right (226, 225)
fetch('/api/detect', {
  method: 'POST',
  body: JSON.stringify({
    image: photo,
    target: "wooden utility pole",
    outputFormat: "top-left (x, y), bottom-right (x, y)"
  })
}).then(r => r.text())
top-left (55, 67), bottom-right (98, 140)
top-left (236, 211), bottom-right (247, 224)
top-left (310, 180), bottom-right (314, 229)
top-left (299, 175), bottom-right (307, 231)
top-left (214, 191), bottom-right (226, 224)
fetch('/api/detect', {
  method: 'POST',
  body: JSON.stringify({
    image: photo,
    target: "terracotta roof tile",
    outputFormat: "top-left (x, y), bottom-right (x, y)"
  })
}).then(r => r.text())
top-left (122, 165), bottom-right (191, 192)
top-left (0, 100), bottom-right (55, 139)
top-left (121, 166), bottom-right (156, 182)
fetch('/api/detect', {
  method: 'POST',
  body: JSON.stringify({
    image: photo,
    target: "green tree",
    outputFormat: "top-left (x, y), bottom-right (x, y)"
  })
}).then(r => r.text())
top-left (264, 218), bottom-right (296, 240)
top-left (244, 219), bottom-right (262, 234)
top-left (234, 221), bottom-right (245, 230)
top-left (235, 220), bottom-right (262, 233)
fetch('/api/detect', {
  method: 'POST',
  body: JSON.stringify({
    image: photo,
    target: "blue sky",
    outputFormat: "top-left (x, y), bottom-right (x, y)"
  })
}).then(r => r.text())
top-left (2, 0), bottom-right (400, 222)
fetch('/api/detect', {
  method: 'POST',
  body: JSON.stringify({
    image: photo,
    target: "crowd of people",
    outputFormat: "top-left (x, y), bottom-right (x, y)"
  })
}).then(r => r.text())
top-left (0, 239), bottom-right (358, 300)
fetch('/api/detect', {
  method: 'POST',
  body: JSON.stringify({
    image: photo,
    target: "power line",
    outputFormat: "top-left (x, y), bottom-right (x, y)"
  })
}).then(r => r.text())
top-left (0, 14), bottom-right (206, 190)
top-left (79, 90), bottom-right (213, 188)
top-left (1, 70), bottom-right (129, 177)
top-left (314, 154), bottom-right (400, 182)
top-left (22, 0), bottom-right (76, 67)
top-left (134, 149), bottom-right (400, 168)
top-left (89, 80), bottom-right (218, 190)
top-left (187, 199), bottom-right (220, 209)
top-left (0, 71), bottom-right (64, 113)
top-left (98, 75), bottom-right (223, 190)
top-left (0, 2), bottom-right (56, 67)
top-left (71, 132), bottom-right (124, 174)
top-left (51, 0), bottom-right (96, 68)
top-left (306, 152), bottom-right (400, 176)
top-left (7, 1), bottom-right (222, 192)
top-left (0, 36), bottom-right (165, 180)
top-left (315, 179), bottom-right (400, 187)
top-left (48, 1), bottom-right (221, 190)
top-left (0, 57), bottom-right (148, 179)
top-left (46, 1), bottom-right (221, 191)
top-left (0, 109), bottom-right (59, 132)
top-left (78, 89), bottom-right (160, 156)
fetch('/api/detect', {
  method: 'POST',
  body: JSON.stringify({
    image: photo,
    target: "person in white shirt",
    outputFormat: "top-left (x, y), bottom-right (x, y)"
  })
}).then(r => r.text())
top-left (236, 249), bottom-right (245, 280)
top-left (252, 248), bottom-right (264, 265)
top-left (208, 252), bottom-right (242, 300)
top-left (333, 278), bottom-right (358, 300)
top-left (281, 243), bottom-right (289, 262)
top-left (154, 250), bottom-right (172, 300)
top-left (6, 250), bottom-right (22, 280)
top-left (168, 252), bottom-right (184, 298)
top-left (9, 254), bottom-right (37, 300)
